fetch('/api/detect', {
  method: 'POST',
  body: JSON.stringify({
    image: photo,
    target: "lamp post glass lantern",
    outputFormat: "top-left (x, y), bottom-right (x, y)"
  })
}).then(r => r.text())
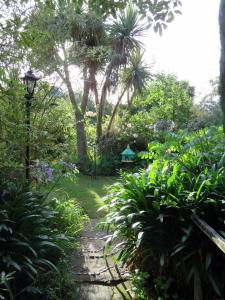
top-left (22, 69), bottom-right (39, 96)
top-left (22, 69), bottom-right (39, 182)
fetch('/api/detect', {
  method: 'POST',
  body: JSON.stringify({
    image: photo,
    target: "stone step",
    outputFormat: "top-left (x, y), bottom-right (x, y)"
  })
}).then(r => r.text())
top-left (73, 264), bottom-right (129, 276)
top-left (74, 277), bottom-right (130, 286)
top-left (72, 219), bottom-right (131, 299)
top-left (74, 283), bottom-right (131, 300)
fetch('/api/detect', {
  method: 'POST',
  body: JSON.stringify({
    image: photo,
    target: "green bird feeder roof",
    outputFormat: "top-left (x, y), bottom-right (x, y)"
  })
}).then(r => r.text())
top-left (121, 145), bottom-right (135, 156)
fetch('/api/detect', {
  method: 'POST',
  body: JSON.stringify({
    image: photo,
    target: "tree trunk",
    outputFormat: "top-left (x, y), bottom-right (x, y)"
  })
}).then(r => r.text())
top-left (106, 88), bottom-right (126, 137)
top-left (127, 91), bottom-right (135, 110)
top-left (89, 65), bottom-right (99, 107)
top-left (75, 109), bottom-right (87, 167)
top-left (96, 62), bottom-right (114, 143)
top-left (62, 62), bottom-right (88, 166)
top-left (68, 84), bottom-right (87, 167)
top-left (81, 66), bottom-right (90, 114)
top-left (96, 84), bottom-right (107, 143)
top-left (93, 84), bottom-right (99, 107)
top-left (219, 0), bottom-right (225, 132)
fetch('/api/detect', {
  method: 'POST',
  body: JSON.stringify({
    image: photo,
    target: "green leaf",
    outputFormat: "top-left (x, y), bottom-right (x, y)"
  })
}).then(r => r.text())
top-left (186, 265), bottom-right (196, 284)
top-left (171, 245), bottom-right (186, 256)
top-left (36, 258), bottom-right (59, 273)
top-left (205, 253), bottom-right (213, 270)
top-left (160, 254), bottom-right (165, 267)
top-left (136, 231), bottom-right (144, 248)
top-left (9, 261), bottom-right (21, 271)
top-left (132, 222), bottom-right (141, 230)
top-left (208, 273), bottom-right (222, 297)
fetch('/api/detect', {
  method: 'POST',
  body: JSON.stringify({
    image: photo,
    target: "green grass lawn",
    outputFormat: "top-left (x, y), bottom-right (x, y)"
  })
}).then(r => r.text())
top-left (46, 174), bottom-right (117, 218)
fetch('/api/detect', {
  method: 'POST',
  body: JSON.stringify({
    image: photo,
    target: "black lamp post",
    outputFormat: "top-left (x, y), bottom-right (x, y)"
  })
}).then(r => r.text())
top-left (22, 69), bottom-right (39, 182)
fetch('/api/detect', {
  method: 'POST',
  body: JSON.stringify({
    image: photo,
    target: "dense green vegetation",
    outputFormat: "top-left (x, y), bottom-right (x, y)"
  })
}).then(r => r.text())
top-left (102, 127), bottom-right (225, 299)
top-left (1, 0), bottom-right (225, 299)
top-left (0, 176), bottom-right (86, 299)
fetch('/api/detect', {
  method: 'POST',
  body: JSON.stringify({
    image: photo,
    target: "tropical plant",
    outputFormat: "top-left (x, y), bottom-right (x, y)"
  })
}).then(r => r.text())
top-left (25, 3), bottom-right (149, 161)
top-left (102, 126), bottom-right (225, 299)
top-left (96, 5), bottom-right (148, 143)
top-left (15, 0), bottom-right (182, 165)
top-left (0, 180), bottom-right (59, 299)
top-left (105, 50), bottom-right (152, 137)
top-left (131, 270), bottom-right (150, 299)
top-left (0, 174), bottom-right (86, 299)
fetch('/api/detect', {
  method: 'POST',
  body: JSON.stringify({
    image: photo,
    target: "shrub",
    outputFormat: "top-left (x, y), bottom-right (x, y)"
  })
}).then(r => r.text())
top-left (0, 176), bottom-right (86, 299)
top-left (102, 126), bottom-right (225, 299)
top-left (47, 197), bottom-right (88, 248)
top-left (0, 180), bottom-right (60, 299)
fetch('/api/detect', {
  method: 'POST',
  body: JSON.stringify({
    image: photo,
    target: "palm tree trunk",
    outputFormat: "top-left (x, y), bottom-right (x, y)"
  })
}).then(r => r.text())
top-left (75, 110), bottom-right (87, 167)
top-left (219, 0), bottom-right (225, 132)
top-left (96, 62), bottom-right (114, 143)
top-left (81, 66), bottom-right (90, 114)
top-left (96, 83), bottom-right (107, 143)
top-left (89, 66), bottom-right (99, 107)
top-left (127, 91), bottom-right (135, 110)
top-left (106, 88), bottom-right (126, 137)
top-left (93, 84), bottom-right (99, 107)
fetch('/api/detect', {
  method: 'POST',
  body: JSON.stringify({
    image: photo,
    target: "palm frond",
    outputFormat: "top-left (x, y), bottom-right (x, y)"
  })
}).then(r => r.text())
top-left (122, 50), bottom-right (153, 95)
top-left (109, 4), bottom-right (148, 59)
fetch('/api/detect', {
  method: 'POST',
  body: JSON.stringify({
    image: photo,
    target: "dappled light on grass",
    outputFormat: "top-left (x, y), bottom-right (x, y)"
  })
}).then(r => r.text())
top-left (45, 175), bottom-right (116, 218)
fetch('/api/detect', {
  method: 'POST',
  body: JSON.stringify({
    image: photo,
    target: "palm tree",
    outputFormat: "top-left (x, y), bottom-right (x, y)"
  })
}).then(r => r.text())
top-left (105, 50), bottom-right (152, 137)
top-left (96, 4), bottom-right (147, 144)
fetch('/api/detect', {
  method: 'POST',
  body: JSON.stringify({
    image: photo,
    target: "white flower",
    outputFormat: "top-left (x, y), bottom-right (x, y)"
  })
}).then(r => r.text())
top-left (86, 111), bottom-right (96, 117)
top-left (127, 123), bottom-right (132, 128)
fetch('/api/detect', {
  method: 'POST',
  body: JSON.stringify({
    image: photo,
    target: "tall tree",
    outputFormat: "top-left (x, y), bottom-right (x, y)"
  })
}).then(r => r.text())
top-left (96, 5), bottom-right (147, 143)
top-left (105, 50), bottom-right (152, 137)
top-left (21, 0), bottom-right (182, 163)
top-left (131, 73), bottom-right (194, 127)
top-left (25, 3), bottom-right (105, 165)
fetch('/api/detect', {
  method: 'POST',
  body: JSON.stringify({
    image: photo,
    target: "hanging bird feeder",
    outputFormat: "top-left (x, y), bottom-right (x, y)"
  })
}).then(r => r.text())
top-left (121, 144), bottom-right (135, 163)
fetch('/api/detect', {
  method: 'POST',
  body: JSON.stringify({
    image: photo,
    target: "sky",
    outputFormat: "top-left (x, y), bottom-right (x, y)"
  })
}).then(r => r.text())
top-left (143, 0), bottom-right (220, 99)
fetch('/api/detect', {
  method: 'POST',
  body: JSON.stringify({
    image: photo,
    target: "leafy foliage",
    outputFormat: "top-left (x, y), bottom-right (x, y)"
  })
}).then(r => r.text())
top-left (121, 50), bottom-right (152, 97)
top-left (0, 75), bottom-right (26, 170)
top-left (0, 76), bottom-right (74, 178)
top-left (31, 83), bottom-right (75, 161)
top-left (103, 73), bottom-right (195, 157)
top-left (0, 175), bottom-right (86, 299)
top-left (188, 79), bottom-right (222, 129)
top-left (131, 73), bottom-right (194, 127)
top-left (0, 180), bottom-right (59, 299)
top-left (102, 126), bottom-right (225, 299)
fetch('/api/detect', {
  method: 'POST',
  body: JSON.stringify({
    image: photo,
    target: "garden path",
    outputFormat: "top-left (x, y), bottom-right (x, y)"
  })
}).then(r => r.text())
top-left (72, 219), bottom-right (132, 300)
